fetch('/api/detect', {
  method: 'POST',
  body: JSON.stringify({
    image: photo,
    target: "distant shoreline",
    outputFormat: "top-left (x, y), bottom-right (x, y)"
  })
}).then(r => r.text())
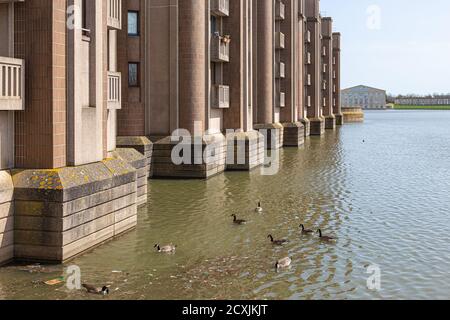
top-left (393, 105), bottom-right (450, 110)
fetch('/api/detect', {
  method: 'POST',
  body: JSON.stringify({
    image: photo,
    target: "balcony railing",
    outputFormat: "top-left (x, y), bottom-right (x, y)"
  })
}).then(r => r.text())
top-left (107, 0), bottom-right (122, 30)
top-left (211, 34), bottom-right (230, 63)
top-left (275, 2), bottom-right (285, 20)
top-left (277, 92), bottom-right (286, 108)
top-left (276, 62), bottom-right (285, 79)
top-left (0, 56), bottom-right (25, 111)
top-left (275, 32), bottom-right (285, 49)
top-left (211, 0), bottom-right (229, 17)
top-left (212, 84), bottom-right (230, 109)
top-left (107, 71), bottom-right (121, 110)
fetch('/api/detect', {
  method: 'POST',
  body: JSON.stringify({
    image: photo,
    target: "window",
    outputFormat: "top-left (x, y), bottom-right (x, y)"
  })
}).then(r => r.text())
top-left (128, 11), bottom-right (139, 36)
top-left (128, 63), bottom-right (139, 87)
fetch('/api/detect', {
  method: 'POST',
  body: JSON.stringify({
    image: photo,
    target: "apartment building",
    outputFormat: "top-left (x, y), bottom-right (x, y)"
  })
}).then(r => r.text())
top-left (0, 0), bottom-right (342, 265)
top-left (0, 0), bottom-right (149, 265)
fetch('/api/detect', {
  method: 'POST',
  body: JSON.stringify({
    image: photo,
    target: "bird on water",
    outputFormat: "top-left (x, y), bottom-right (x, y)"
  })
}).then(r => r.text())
top-left (231, 214), bottom-right (247, 225)
top-left (317, 229), bottom-right (336, 242)
top-left (275, 257), bottom-right (292, 270)
top-left (82, 284), bottom-right (110, 295)
top-left (255, 201), bottom-right (263, 213)
top-left (267, 234), bottom-right (289, 246)
top-left (154, 244), bottom-right (177, 253)
top-left (300, 224), bottom-right (314, 235)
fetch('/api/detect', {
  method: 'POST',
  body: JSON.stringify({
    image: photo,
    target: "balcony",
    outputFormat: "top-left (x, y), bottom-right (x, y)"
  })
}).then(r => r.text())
top-left (275, 2), bottom-right (285, 20)
top-left (107, 0), bottom-right (122, 30)
top-left (211, 0), bottom-right (229, 17)
top-left (0, 56), bottom-right (25, 111)
top-left (276, 62), bottom-right (285, 79)
top-left (211, 34), bottom-right (230, 63)
top-left (305, 30), bottom-right (311, 43)
top-left (107, 71), bottom-right (121, 110)
top-left (212, 85), bottom-right (230, 109)
top-left (275, 32), bottom-right (285, 49)
top-left (277, 92), bottom-right (286, 108)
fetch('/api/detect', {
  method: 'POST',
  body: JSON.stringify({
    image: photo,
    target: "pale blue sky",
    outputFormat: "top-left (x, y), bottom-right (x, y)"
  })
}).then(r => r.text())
top-left (321, 0), bottom-right (450, 95)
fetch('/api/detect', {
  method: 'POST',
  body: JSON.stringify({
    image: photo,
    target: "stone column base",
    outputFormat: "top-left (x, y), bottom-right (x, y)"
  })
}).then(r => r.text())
top-left (309, 118), bottom-right (326, 136)
top-left (12, 156), bottom-right (142, 263)
top-left (152, 133), bottom-right (227, 179)
top-left (300, 118), bottom-right (311, 137)
top-left (226, 131), bottom-right (264, 171)
top-left (110, 148), bottom-right (149, 207)
top-left (117, 136), bottom-right (153, 178)
top-left (325, 115), bottom-right (336, 130)
top-left (335, 113), bottom-right (344, 126)
top-left (0, 170), bottom-right (14, 266)
top-left (254, 123), bottom-right (284, 150)
top-left (282, 122), bottom-right (305, 147)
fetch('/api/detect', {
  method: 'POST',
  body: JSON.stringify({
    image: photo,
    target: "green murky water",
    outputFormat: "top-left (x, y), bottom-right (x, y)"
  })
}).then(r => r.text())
top-left (1, 110), bottom-right (450, 300)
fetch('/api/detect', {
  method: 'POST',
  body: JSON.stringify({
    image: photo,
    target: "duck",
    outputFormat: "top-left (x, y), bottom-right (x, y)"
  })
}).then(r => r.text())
top-left (300, 224), bottom-right (314, 235)
top-left (317, 229), bottom-right (336, 242)
top-left (82, 284), bottom-right (110, 295)
top-left (255, 201), bottom-right (263, 213)
top-left (154, 244), bottom-right (177, 253)
top-left (231, 214), bottom-right (247, 225)
top-left (275, 257), bottom-right (292, 269)
top-left (267, 234), bottom-right (289, 246)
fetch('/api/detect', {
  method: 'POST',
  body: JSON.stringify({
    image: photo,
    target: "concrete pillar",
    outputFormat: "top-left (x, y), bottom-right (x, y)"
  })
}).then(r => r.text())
top-left (333, 32), bottom-right (344, 125)
top-left (255, 0), bottom-right (274, 125)
top-left (280, 0), bottom-right (305, 147)
top-left (298, 0), bottom-right (310, 136)
top-left (178, 0), bottom-right (207, 135)
top-left (305, 0), bottom-right (324, 136)
top-left (321, 17), bottom-right (335, 130)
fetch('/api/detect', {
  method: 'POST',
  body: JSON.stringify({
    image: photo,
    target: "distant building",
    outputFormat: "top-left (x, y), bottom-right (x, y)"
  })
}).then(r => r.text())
top-left (341, 85), bottom-right (387, 110)
top-left (394, 98), bottom-right (450, 106)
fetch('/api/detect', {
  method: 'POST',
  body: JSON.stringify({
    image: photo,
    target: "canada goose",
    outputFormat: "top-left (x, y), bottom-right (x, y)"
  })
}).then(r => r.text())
top-left (300, 224), bottom-right (314, 235)
top-left (255, 202), bottom-right (263, 213)
top-left (317, 229), bottom-right (336, 242)
top-left (267, 234), bottom-right (289, 246)
top-left (82, 284), bottom-right (110, 295)
top-left (231, 214), bottom-right (247, 225)
top-left (275, 257), bottom-right (292, 269)
top-left (154, 244), bottom-right (177, 253)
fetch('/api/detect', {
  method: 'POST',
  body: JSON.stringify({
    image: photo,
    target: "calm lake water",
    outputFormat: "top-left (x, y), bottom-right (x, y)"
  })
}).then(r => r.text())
top-left (1, 110), bottom-right (450, 300)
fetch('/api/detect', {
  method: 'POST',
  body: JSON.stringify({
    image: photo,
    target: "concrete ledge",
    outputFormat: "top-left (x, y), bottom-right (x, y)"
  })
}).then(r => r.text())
top-left (225, 131), bottom-right (264, 171)
top-left (282, 122), bottom-right (305, 147)
top-left (11, 158), bottom-right (139, 263)
top-left (325, 115), bottom-right (336, 130)
top-left (117, 136), bottom-right (153, 177)
top-left (254, 123), bottom-right (284, 150)
top-left (152, 134), bottom-right (227, 179)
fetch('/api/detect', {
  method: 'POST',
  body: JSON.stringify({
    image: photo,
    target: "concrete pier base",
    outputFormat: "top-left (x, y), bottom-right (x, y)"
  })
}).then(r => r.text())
top-left (282, 122), bottom-right (305, 147)
top-left (110, 148), bottom-right (149, 207)
top-left (11, 156), bottom-right (142, 263)
top-left (325, 115), bottom-right (336, 130)
top-left (335, 113), bottom-right (344, 126)
top-left (117, 136), bottom-right (153, 178)
top-left (300, 118), bottom-right (311, 137)
top-left (309, 118), bottom-right (326, 136)
top-left (152, 133), bottom-right (227, 179)
top-left (0, 171), bottom-right (14, 266)
top-left (225, 131), bottom-right (264, 171)
top-left (254, 123), bottom-right (284, 150)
